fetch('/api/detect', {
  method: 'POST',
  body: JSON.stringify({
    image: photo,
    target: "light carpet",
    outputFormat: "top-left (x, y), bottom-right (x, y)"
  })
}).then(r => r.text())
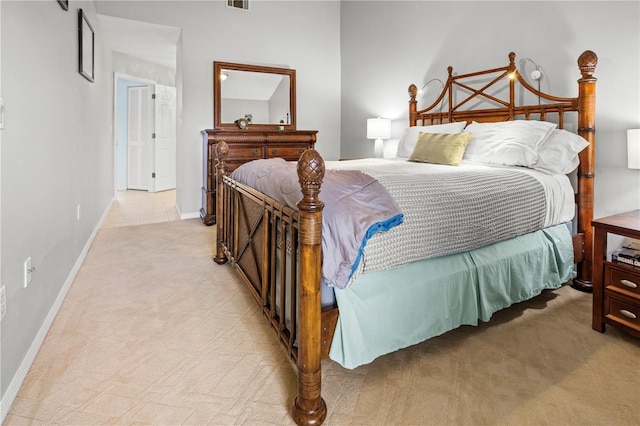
top-left (6, 219), bottom-right (640, 425)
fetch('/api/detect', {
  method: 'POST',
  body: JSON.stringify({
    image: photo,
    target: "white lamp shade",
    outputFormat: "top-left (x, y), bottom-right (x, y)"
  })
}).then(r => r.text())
top-left (628, 129), bottom-right (640, 169)
top-left (367, 118), bottom-right (391, 140)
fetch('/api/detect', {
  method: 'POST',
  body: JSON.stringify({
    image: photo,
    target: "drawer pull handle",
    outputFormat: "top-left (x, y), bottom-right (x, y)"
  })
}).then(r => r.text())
top-left (272, 149), bottom-right (278, 155)
top-left (252, 149), bottom-right (258, 156)
top-left (620, 309), bottom-right (637, 320)
top-left (620, 279), bottom-right (638, 289)
top-left (299, 149), bottom-right (305, 154)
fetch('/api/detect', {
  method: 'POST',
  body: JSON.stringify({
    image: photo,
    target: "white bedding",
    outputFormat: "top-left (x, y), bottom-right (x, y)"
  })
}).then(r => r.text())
top-left (325, 158), bottom-right (575, 285)
top-left (327, 158), bottom-right (574, 227)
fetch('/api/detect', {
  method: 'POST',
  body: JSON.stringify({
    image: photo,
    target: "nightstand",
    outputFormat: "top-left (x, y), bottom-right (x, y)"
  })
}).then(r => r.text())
top-left (592, 210), bottom-right (640, 338)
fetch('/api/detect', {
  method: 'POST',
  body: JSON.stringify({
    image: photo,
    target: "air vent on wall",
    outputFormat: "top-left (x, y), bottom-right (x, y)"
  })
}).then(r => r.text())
top-left (227, 0), bottom-right (249, 11)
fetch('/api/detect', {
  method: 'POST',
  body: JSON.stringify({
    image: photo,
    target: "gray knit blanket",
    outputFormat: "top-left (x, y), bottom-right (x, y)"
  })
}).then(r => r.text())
top-left (329, 160), bottom-right (547, 286)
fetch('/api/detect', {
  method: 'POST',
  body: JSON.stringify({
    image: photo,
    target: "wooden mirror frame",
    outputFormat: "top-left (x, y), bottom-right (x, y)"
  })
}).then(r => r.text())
top-left (213, 61), bottom-right (297, 131)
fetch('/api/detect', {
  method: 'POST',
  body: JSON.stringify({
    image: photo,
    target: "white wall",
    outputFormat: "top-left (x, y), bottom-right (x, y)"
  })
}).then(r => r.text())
top-left (97, 0), bottom-right (342, 217)
top-left (1, 0), bottom-right (114, 406)
top-left (113, 51), bottom-right (176, 87)
top-left (340, 1), bottom-right (640, 217)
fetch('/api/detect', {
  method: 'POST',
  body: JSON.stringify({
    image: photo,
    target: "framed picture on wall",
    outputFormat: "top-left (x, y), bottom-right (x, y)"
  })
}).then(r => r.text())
top-left (57, 0), bottom-right (69, 11)
top-left (78, 9), bottom-right (94, 82)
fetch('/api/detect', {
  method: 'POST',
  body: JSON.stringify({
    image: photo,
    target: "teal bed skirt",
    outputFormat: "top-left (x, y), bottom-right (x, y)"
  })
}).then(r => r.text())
top-left (329, 224), bottom-right (575, 369)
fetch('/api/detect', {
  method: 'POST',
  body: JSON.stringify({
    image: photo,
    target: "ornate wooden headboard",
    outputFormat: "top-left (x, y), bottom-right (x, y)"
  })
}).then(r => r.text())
top-left (407, 50), bottom-right (598, 291)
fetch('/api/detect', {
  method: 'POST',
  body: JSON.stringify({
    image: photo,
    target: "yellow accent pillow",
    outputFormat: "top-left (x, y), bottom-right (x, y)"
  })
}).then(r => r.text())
top-left (408, 132), bottom-right (473, 166)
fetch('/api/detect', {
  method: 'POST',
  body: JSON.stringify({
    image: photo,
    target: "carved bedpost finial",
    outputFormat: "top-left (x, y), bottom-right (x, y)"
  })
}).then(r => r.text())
top-left (408, 84), bottom-right (418, 126)
top-left (508, 52), bottom-right (516, 73)
top-left (297, 149), bottom-right (325, 212)
top-left (408, 84), bottom-right (418, 102)
top-left (447, 66), bottom-right (453, 77)
top-left (578, 50), bottom-right (598, 79)
top-left (216, 140), bottom-right (229, 165)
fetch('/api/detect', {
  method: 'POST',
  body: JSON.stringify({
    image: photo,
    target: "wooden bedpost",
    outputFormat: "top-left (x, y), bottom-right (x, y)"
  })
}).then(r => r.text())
top-left (408, 84), bottom-right (418, 126)
top-left (293, 148), bottom-right (327, 426)
top-left (508, 52), bottom-right (516, 119)
top-left (213, 141), bottom-right (229, 265)
top-left (572, 50), bottom-right (598, 292)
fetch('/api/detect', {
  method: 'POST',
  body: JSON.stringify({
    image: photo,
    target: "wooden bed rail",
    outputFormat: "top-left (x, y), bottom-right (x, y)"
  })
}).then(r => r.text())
top-left (409, 50), bottom-right (598, 292)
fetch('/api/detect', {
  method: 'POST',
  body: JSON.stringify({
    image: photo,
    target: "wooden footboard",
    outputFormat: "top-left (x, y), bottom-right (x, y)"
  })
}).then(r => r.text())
top-left (214, 142), bottom-right (335, 425)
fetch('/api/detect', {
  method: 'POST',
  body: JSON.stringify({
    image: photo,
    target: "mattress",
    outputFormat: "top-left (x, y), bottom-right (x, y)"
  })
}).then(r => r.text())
top-left (325, 158), bottom-right (575, 285)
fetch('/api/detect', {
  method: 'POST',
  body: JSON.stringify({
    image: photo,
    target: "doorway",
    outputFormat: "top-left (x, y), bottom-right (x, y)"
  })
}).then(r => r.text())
top-left (114, 73), bottom-right (177, 193)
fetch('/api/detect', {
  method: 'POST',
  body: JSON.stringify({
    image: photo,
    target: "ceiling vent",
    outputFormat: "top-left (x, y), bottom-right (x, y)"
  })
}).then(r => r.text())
top-left (227, 0), bottom-right (249, 11)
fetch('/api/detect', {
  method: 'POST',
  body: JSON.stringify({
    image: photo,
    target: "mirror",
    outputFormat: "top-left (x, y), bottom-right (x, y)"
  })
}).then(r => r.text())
top-left (214, 61), bottom-right (296, 130)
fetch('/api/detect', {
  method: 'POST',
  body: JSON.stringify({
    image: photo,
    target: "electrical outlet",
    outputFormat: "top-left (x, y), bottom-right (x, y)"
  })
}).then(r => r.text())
top-left (77, 204), bottom-right (81, 221)
top-left (24, 257), bottom-right (32, 288)
top-left (1, 286), bottom-right (6, 321)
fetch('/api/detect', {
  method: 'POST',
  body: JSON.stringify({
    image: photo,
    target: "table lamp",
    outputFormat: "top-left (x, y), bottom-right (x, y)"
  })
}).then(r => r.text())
top-left (367, 117), bottom-right (391, 158)
top-left (628, 129), bottom-right (640, 169)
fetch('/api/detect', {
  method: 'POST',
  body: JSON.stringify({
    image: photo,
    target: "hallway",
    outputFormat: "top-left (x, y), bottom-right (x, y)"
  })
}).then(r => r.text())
top-left (101, 190), bottom-right (179, 228)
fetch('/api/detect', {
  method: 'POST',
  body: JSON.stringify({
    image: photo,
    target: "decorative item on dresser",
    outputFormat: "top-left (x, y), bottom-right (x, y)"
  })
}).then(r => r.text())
top-left (592, 210), bottom-right (640, 338)
top-left (200, 61), bottom-right (318, 225)
top-left (214, 50), bottom-right (597, 425)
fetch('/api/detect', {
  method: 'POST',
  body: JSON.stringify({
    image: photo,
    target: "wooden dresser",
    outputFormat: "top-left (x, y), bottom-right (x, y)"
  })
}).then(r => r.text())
top-left (592, 210), bottom-right (640, 339)
top-left (200, 129), bottom-right (317, 225)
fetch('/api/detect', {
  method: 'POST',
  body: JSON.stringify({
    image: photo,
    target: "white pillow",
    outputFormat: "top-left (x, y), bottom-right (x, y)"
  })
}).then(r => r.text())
top-left (532, 129), bottom-right (589, 175)
top-left (396, 122), bottom-right (467, 157)
top-left (463, 120), bottom-right (557, 167)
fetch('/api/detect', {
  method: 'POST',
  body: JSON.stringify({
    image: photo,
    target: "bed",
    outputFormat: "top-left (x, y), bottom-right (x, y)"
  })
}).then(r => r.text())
top-left (213, 50), bottom-right (598, 425)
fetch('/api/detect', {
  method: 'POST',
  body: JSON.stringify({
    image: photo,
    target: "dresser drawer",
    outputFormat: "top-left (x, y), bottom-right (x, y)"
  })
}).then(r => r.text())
top-left (266, 145), bottom-right (308, 160)
top-left (226, 145), bottom-right (264, 160)
top-left (605, 296), bottom-right (640, 333)
top-left (605, 265), bottom-right (640, 300)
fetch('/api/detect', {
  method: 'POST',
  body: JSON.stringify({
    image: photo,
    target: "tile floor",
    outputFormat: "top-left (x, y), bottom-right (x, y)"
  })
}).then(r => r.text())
top-left (101, 190), bottom-right (179, 228)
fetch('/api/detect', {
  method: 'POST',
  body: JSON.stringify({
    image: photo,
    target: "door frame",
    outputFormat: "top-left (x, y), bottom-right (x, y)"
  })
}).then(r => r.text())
top-left (112, 72), bottom-right (156, 194)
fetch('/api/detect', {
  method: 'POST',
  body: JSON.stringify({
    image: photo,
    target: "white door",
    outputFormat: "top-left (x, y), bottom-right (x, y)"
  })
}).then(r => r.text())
top-left (151, 84), bottom-right (177, 192)
top-left (127, 85), bottom-right (152, 190)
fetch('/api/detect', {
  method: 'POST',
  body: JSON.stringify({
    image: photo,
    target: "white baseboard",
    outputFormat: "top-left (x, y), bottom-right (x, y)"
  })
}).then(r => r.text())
top-left (180, 212), bottom-right (200, 220)
top-left (0, 198), bottom-right (115, 423)
top-left (175, 202), bottom-right (200, 220)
